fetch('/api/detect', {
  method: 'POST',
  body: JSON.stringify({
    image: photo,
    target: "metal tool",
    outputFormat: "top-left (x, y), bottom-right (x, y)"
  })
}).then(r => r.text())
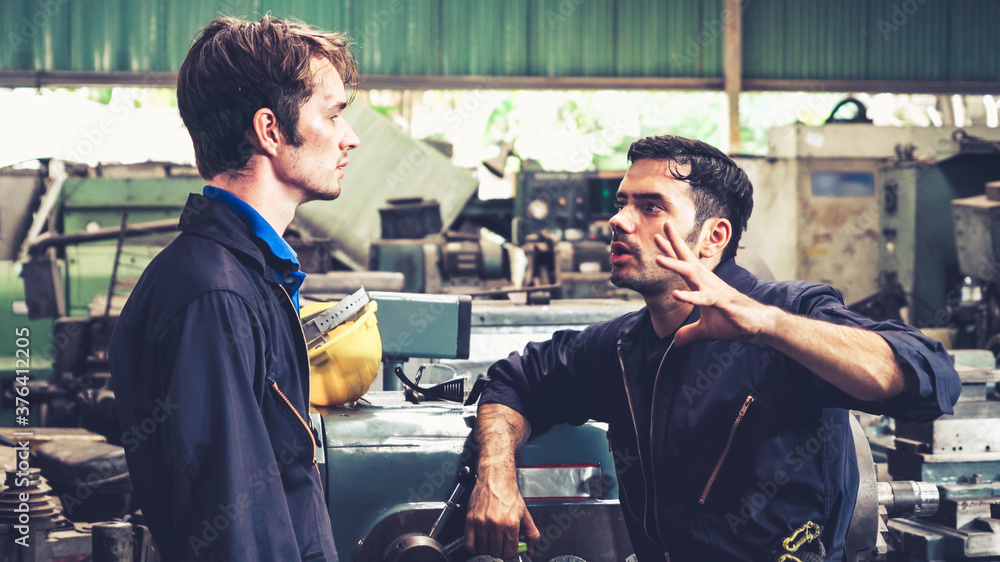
top-left (302, 287), bottom-right (369, 345)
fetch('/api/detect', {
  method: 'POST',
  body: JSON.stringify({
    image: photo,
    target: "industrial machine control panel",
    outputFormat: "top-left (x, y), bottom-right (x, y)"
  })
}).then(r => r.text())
top-left (514, 171), bottom-right (623, 244)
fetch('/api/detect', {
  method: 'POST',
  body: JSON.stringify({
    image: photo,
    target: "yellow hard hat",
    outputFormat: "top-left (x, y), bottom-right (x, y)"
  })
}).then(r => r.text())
top-left (301, 299), bottom-right (381, 406)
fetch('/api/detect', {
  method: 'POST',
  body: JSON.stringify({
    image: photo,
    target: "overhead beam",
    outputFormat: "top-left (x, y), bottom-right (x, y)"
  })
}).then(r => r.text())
top-left (358, 75), bottom-right (726, 91)
top-left (741, 79), bottom-right (1000, 96)
top-left (0, 71), bottom-right (178, 88)
top-left (0, 70), bottom-right (725, 90)
top-left (1, 71), bottom-right (998, 96)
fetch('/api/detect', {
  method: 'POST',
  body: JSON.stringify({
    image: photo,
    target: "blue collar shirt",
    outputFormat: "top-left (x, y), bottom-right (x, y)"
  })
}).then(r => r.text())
top-left (203, 186), bottom-right (307, 312)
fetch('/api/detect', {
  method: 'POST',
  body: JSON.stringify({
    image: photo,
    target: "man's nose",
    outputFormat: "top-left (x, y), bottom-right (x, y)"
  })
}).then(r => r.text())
top-left (342, 119), bottom-right (360, 150)
top-left (609, 208), bottom-right (634, 235)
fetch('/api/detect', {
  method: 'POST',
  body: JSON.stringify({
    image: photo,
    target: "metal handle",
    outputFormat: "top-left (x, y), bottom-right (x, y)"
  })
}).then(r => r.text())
top-left (429, 466), bottom-right (472, 541)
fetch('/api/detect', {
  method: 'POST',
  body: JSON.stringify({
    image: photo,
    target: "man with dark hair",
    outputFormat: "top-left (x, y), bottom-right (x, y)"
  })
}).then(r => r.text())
top-left (110, 15), bottom-right (359, 561)
top-left (464, 135), bottom-right (960, 561)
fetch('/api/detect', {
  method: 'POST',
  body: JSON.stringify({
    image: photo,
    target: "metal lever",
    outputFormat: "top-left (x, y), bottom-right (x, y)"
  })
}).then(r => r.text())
top-left (429, 466), bottom-right (472, 541)
top-left (382, 466), bottom-right (475, 562)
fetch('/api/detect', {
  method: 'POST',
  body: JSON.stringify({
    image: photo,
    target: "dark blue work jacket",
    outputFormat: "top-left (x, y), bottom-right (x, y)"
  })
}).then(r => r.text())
top-left (110, 194), bottom-right (337, 561)
top-left (481, 259), bottom-right (960, 561)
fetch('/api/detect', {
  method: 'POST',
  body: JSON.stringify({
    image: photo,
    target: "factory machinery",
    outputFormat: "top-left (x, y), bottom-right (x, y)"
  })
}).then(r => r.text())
top-left (857, 133), bottom-right (1000, 560)
top-left (369, 170), bottom-right (633, 301)
top-left (883, 352), bottom-right (1000, 560)
top-left (2, 289), bottom-right (988, 562)
top-left (3, 125), bottom-right (1000, 559)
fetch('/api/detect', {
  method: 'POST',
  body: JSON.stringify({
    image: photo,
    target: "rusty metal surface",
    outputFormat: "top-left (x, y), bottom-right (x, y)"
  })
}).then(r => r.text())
top-left (796, 159), bottom-right (882, 304)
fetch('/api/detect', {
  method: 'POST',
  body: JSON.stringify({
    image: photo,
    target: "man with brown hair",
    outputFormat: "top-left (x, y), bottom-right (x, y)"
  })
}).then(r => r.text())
top-left (110, 15), bottom-right (359, 561)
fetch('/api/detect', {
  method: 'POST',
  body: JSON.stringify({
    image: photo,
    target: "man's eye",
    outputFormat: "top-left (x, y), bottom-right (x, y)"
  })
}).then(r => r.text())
top-left (614, 202), bottom-right (625, 211)
top-left (645, 203), bottom-right (663, 212)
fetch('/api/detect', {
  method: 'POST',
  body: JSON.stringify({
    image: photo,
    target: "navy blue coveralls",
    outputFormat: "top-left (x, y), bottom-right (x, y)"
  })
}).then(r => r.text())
top-left (110, 189), bottom-right (337, 561)
top-left (480, 259), bottom-right (960, 561)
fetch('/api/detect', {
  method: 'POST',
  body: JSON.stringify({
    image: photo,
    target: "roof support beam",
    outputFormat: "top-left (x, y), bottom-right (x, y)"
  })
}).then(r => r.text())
top-left (740, 79), bottom-right (1000, 96)
top-left (1, 71), bottom-right (997, 96)
top-left (0, 71), bottom-right (178, 88)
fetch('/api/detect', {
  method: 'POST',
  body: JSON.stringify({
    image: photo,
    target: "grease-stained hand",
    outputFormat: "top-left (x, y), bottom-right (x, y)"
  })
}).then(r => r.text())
top-left (654, 222), bottom-right (778, 346)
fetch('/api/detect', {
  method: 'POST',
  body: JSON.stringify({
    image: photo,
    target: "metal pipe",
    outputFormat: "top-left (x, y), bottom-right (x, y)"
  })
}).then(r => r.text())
top-left (105, 212), bottom-right (128, 317)
top-left (383, 361), bottom-right (404, 391)
top-left (27, 218), bottom-right (178, 256)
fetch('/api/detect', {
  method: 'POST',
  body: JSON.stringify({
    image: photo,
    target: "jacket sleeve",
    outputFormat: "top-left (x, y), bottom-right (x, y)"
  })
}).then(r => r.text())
top-left (478, 319), bottom-right (618, 435)
top-left (792, 284), bottom-right (961, 422)
top-left (156, 291), bottom-right (302, 561)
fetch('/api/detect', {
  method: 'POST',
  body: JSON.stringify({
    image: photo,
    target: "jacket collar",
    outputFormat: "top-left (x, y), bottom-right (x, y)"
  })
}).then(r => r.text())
top-left (714, 257), bottom-right (759, 294)
top-left (202, 186), bottom-right (301, 268)
top-left (616, 258), bottom-right (758, 346)
top-left (176, 193), bottom-right (271, 277)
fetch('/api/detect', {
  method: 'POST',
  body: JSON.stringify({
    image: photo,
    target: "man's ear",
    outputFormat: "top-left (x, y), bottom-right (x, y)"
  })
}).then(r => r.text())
top-left (251, 108), bottom-right (281, 157)
top-left (698, 218), bottom-right (732, 259)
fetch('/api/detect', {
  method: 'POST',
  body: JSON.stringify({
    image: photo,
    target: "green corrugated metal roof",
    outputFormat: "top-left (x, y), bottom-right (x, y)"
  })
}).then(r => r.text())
top-left (3, 0), bottom-right (719, 78)
top-left (2, 0), bottom-right (998, 84)
top-left (743, 0), bottom-right (1000, 82)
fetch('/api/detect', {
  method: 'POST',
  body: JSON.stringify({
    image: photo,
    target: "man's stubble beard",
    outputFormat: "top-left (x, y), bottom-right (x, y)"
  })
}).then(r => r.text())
top-left (610, 261), bottom-right (689, 297)
top-left (610, 227), bottom-right (701, 297)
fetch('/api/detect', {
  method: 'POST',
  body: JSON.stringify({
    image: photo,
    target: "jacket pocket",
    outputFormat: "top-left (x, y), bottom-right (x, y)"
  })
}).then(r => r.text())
top-left (699, 393), bottom-right (755, 505)
top-left (301, 550), bottom-right (326, 561)
top-left (266, 375), bottom-right (320, 479)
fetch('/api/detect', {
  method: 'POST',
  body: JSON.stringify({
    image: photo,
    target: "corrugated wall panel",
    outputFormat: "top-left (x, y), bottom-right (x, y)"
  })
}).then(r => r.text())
top-left (1, 0), bottom-right (998, 85)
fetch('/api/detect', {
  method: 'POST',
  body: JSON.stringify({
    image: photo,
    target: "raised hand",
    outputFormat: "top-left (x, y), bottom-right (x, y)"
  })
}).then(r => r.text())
top-left (653, 221), bottom-right (776, 347)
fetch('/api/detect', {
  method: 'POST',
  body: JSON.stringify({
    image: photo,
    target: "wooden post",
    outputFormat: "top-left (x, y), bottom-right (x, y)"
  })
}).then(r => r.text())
top-left (724, 0), bottom-right (743, 153)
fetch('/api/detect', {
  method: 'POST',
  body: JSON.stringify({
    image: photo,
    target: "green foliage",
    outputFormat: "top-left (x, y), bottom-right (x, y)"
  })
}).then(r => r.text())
top-left (371, 104), bottom-right (401, 118)
top-left (86, 88), bottom-right (114, 104)
top-left (484, 90), bottom-right (728, 170)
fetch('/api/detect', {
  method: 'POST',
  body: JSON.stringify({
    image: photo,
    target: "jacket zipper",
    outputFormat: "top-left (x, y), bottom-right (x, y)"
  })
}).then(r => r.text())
top-left (274, 283), bottom-right (322, 481)
top-left (698, 393), bottom-right (755, 505)
top-left (271, 380), bottom-right (321, 479)
top-left (617, 344), bottom-right (665, 553)
top-left (648, 341), bottom-right (673, 557)
top-left (616, 347), bottom-right (647, 521)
